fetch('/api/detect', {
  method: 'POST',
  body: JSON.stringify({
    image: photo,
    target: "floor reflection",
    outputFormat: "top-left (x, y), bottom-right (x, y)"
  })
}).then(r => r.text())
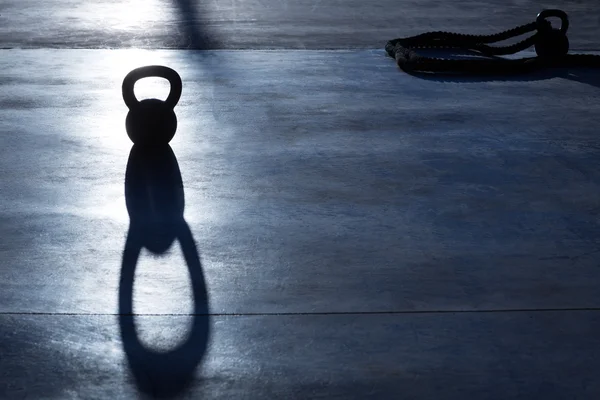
top-left (119, 144), bottom-right (209, 398)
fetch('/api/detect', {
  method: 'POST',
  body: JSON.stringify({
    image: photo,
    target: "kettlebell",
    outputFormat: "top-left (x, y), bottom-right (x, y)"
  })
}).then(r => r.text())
top-left (534, 9), bottom-right (569, 59)
top-left (122, 65), bottom-right (182, 146)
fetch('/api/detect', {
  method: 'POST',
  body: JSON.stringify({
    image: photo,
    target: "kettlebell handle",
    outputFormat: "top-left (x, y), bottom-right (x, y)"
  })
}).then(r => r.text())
top-left (536, 9), bottom-right (569, 34)
top-left (122, 66), bottom-right (182, 110)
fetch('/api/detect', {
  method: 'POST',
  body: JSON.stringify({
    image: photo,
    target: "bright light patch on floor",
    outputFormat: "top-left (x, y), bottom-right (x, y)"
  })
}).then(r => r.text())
top-left (77, 0), bottom-right (167, 32)
top-left (133, 77), bottom-right (172, 103)
top-left (132, 244), bottom-right (194, 352)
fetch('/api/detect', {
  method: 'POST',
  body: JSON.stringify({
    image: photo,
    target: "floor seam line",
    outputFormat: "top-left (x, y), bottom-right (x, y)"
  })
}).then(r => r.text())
top-left (2, 307), bottom-right (600, 317)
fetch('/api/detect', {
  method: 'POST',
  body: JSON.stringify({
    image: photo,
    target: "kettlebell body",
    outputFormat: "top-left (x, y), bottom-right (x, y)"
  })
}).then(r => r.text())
top-left (122, 66), bottom-right (182, 146)
top-left (535, 9), bottom-right (570, 59)
top-left (534, 28), bottom-right (569, 58)
top-left (126, 99), bottom-right (177, 145)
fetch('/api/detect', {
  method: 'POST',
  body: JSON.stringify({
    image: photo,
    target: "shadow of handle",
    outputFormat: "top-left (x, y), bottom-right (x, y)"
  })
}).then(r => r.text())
top-left (119, 222), bottom-right (209, 398)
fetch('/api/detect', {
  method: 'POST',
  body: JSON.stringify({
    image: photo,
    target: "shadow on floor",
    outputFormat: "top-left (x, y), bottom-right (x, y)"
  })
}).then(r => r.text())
top-left (409, 68), bottom-right (600, 88)
top-left (119, 144), bottom-right (209, 398)
top-left (173, 0), bottom-right (219, 49)
top-left (393, 49), bottom-right (600, 88)
top-left (406, 68), bottom-right (600, 89)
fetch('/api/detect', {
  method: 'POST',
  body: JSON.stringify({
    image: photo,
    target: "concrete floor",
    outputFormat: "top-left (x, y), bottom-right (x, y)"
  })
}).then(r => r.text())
top-left (1, 1), bottom-right (600, 399)
top-left (2, 0), bottom-right (600, 50)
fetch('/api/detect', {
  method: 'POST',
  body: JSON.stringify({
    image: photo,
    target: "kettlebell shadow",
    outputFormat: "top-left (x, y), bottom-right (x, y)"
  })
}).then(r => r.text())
top-left (119, 144), bottom-right (210, 398)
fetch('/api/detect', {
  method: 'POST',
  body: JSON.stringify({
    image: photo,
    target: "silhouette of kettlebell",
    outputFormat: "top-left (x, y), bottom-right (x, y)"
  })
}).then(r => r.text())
top-left (122, 66), bottom-right (182, 146)
top-left (534, 9), bottom-right (569, 59)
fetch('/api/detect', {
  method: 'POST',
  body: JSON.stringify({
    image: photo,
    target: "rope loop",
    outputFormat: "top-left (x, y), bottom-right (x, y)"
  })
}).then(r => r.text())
top-left (386, 9), bottom-right (599, 74)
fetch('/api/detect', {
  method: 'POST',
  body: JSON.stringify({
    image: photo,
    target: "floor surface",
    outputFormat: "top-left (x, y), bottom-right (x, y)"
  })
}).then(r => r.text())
top-left (1, 1), bottom-right (600, 399)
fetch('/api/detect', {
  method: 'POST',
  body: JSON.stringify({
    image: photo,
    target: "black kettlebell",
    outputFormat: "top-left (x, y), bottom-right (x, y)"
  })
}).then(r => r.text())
top-left (122, 65), bottom-right (182, 146)
top-left (534, 9), bottom-right (569, 59)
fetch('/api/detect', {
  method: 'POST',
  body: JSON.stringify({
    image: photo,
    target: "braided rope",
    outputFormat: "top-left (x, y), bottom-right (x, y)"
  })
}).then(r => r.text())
top-left (386, 13), bottom-right (600, 74)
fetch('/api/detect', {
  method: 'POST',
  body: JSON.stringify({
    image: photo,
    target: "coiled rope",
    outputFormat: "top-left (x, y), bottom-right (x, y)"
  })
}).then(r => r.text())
top-left (386, 9), bottom-right (600, 74)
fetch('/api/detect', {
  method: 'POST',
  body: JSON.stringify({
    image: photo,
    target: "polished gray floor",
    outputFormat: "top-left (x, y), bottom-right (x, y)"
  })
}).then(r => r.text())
top-left (1, 0), bottom-right (599, 50)
top-left (2, 1), bottom-right (600, 399)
